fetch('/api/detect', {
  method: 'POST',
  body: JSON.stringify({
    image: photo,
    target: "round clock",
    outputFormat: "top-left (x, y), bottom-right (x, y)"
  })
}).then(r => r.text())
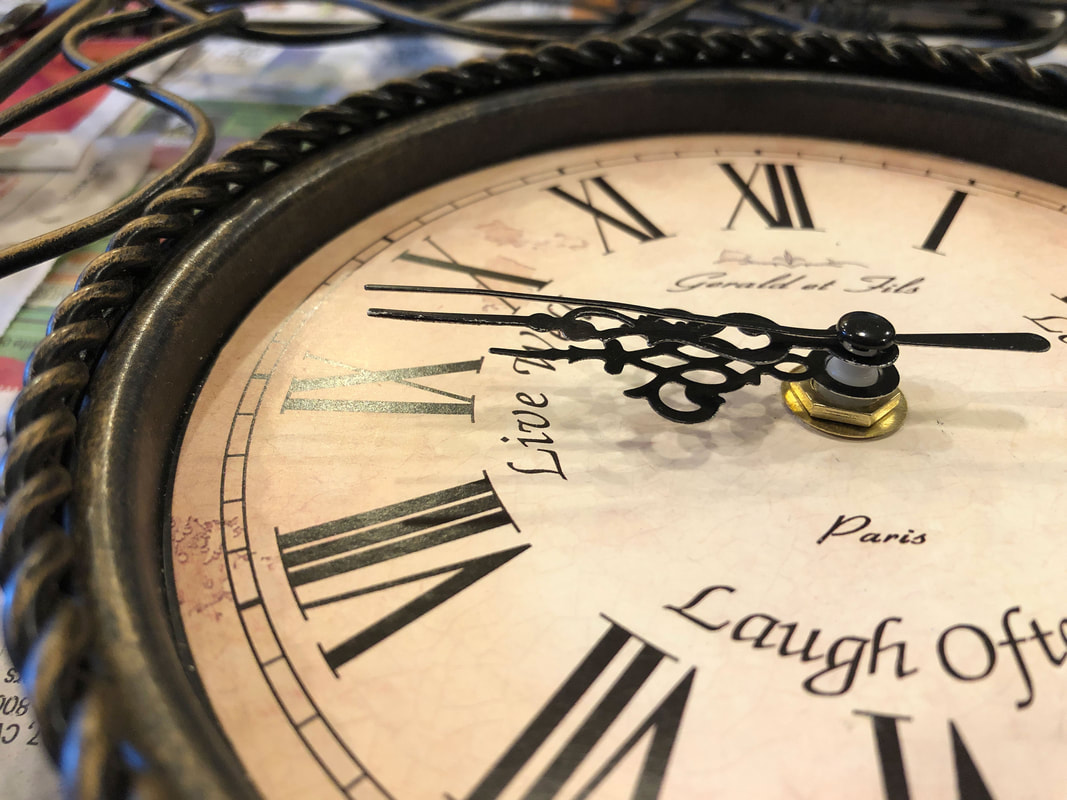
top-left (5, 30), bottom-right (1067, 800)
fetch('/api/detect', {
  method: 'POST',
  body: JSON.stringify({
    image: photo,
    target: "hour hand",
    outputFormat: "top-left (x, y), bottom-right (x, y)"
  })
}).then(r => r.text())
top-left (365, 285), bottom-right (1050, 430)
top-left (366, 284), bottom-right (814, 424)
top-left (367, 286), bottom-right (795, 366)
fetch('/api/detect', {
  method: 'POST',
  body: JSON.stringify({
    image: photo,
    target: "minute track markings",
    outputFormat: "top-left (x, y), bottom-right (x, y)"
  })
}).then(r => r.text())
top-left (215, 295), bottom-right (388, 800)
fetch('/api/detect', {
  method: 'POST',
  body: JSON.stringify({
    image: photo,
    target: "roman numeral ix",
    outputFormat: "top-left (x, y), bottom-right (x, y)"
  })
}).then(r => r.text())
top-left (282, 353), bottom-right (483, 420)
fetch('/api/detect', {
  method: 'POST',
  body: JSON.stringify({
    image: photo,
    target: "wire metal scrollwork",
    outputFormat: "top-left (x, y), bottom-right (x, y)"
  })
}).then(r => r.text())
top-left (486, 307), bottom-right (821, 423)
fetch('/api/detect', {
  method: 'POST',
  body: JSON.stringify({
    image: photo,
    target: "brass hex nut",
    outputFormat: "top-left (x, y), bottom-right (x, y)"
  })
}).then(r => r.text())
top-left (790, 380), bottom-right (902, 426)
top-left (781, 379), bottom-right (907, 440)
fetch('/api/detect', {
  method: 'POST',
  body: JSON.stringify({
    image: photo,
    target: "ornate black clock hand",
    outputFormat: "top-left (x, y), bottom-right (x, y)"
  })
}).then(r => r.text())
top-left (366, 285), bottom-right (1050, 430)
top-left (367, 287), bottom-right (811, 422)
top-left (367, 301), bottom-right (790, 366)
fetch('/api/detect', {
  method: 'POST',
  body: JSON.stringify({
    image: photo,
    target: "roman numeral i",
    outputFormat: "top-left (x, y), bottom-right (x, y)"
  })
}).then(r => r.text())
top-left (918, 190), bottom-right (968, 254)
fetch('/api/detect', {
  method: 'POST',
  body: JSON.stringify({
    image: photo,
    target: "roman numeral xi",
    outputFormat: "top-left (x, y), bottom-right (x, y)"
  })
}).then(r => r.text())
top-left (277, 476), bottom-right (525, 674)
top-left (548, 176), bottom-right (668, 254)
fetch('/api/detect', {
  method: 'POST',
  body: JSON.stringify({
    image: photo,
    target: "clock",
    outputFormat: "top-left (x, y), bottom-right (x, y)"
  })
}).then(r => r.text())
top-left (4, 30), bottom-right (1067, 799)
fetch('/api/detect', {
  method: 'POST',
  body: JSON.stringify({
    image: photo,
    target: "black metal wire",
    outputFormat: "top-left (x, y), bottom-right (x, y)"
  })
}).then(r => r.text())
top-left (0, 0), bottom-right (1065, 278)
top-left (0, 9), bottom-right (219, 277)
top-left (0, 0), bottom-right (112, 102)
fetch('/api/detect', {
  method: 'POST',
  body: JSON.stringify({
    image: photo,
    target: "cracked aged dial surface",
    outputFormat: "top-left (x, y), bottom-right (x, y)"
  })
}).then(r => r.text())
top-left (169, 134), bottom-right (1067, 800)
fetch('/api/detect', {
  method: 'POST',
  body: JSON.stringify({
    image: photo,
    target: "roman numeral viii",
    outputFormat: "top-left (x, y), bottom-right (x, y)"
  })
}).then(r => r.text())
top-left (277, 476), bottom-right (525, 673)
top-left (720, 162), bottom-right (815, 230)
top-left (548, 177), bottom-right (668, 254)
top-left (463, 618), bottom-right (695, 800)
top-left (282, 353), bottom-right (483, 420)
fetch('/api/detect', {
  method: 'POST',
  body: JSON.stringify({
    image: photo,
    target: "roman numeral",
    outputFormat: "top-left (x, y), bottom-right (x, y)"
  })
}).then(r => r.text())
top-left (395, 237), bottom-right (550, 311)
top-left (277, 476), bottom-right (524, 673)
top-left (855, 711), bottom-right (996, 799)
top-left (395, 249), bottom-right (546, 313)
top-left (547, 177), bottom-right (668, 254)
top-left (282, 353), bottom-right (483, 420)
top-left (464, 619), bottom-right (694, 800)
top-left (720, 163), bottom-right (815, 230)
top-left (918, 190), bottom-right (968, 253)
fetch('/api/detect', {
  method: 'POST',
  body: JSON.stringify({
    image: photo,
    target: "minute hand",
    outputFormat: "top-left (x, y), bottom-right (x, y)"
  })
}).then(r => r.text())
top-left (365, 284), bottom-right (1050, 354)
top-left (894, 331), bottom-right (1049, 352)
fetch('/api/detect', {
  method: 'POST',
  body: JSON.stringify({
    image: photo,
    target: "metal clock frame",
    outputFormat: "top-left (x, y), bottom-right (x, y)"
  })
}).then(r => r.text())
top-left (4, 28), bottom-right (1067, 799)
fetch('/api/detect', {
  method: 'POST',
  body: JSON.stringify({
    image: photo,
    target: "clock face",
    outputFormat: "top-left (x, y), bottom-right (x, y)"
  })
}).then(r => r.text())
top-left (168, 133), bottom-right (1067, 799)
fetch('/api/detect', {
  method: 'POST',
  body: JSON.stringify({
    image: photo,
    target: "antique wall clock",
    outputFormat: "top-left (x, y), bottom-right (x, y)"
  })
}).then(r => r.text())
top-left (4, 29), bottom-right (1067, 800)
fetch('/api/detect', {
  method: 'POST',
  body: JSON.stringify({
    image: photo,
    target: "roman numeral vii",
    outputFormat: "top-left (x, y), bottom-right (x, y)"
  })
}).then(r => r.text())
top-left (463, 618), bottom-right (695, 800)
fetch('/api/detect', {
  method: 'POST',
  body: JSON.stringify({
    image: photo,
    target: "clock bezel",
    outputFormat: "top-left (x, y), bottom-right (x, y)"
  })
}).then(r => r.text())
top-left (9, 44), bottom-right (1067, 797)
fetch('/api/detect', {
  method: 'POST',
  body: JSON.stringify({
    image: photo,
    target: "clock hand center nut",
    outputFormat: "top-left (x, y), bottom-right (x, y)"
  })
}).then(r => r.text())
top-left (781, 311), bottom-right (908, 440)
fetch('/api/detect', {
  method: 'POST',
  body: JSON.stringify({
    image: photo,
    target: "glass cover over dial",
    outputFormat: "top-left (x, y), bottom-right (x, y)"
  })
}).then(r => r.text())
top-left (169, 135), bottom-right (1067, 799)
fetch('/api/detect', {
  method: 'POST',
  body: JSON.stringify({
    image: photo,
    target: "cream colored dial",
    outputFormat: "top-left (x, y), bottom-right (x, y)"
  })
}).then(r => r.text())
top-left (170, 135), bottom-right (1067, 799)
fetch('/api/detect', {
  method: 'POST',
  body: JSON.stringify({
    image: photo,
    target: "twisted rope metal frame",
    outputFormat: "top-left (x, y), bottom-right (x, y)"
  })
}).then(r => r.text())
top-left (6, 0), bottom-right (1067, 276)
top-left (4, 27), bottom-right (1067, 798)
top-left (4, 0), bottom-right (1067, 276)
